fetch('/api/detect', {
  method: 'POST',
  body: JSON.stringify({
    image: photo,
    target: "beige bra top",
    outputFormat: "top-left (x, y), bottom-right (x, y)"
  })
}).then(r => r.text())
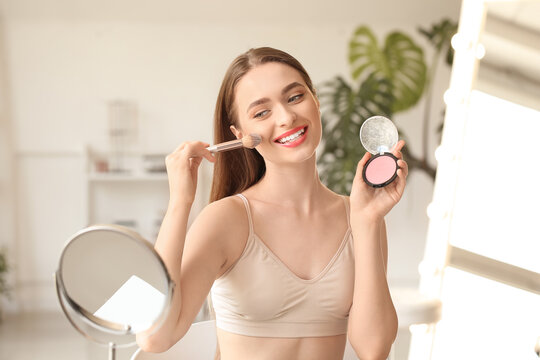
top-left (210, 193), bottom-right (355, 338)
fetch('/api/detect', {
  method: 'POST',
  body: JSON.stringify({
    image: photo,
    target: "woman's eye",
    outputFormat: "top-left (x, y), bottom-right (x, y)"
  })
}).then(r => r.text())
top-left (254, 110), bottom-right (269, 119)
top-left (288, 93), bottom-right (304, 103)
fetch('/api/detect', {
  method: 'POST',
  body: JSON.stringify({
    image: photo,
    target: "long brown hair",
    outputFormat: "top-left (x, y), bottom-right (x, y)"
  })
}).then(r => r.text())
top-left (209, 47), bottom-right (316, 202)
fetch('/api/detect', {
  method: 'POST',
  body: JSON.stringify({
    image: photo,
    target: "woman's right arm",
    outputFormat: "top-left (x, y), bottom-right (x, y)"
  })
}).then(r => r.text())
top-left (135, 141), bottom-right (231, 352)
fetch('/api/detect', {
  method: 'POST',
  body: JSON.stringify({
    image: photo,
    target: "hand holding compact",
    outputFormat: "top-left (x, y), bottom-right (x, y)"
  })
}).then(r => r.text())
top-left (359, 116), bottom-right (400, 188)
top-left (350, 117), bottom-right (408, 220)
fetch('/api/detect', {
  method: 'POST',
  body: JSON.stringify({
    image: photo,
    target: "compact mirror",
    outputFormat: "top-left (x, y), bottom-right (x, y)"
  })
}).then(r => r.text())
top-left (55, 225), bottom-right (173, 359)
top-left (359, 116), bottom-right (399, 188)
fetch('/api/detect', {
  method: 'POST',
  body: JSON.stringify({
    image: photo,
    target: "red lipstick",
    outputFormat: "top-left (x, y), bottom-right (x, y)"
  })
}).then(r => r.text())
top-left (273, 126), bottom-right (307, 142)
top-left (273, 126), bottom-right (308, 148)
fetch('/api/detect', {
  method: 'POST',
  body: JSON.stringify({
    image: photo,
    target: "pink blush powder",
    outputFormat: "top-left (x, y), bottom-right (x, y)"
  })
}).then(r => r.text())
top-left (365, 155), bottom-right (397, 185)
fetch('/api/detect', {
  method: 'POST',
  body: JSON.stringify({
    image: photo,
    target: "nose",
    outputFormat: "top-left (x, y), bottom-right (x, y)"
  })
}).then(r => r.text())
top-left (276, 104), bottom-right (296, 128)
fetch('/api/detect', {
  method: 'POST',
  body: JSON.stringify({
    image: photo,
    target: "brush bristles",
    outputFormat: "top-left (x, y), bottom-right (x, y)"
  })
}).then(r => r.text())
top-left (242, 134), bottom-right (262, 149)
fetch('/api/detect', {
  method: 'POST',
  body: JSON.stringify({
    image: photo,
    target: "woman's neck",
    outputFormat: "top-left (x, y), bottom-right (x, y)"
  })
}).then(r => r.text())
top-left (248, 155), bottom-right (331, 214)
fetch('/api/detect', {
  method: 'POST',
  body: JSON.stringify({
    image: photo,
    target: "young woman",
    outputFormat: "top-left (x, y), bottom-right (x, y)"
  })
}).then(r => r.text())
top-left (136, 47), bottom-right (407, 360)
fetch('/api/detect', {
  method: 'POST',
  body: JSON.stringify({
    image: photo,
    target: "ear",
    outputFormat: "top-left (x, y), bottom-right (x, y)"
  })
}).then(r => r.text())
top-left (229, 125), bottom-right (243, 140)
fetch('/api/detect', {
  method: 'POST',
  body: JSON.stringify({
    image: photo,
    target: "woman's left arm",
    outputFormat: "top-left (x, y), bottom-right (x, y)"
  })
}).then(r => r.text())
top-left (380, 218), bottom-right (388, 275)
top-left (347, 140), bottom-right (408, 360)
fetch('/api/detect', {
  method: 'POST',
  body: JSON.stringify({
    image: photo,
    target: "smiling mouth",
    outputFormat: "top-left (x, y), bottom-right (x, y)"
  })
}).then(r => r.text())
top-left (274, 126), bottom-right (307, 144)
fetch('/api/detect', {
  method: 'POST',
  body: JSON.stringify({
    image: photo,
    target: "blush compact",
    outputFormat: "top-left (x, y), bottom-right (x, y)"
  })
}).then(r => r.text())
top-left (359, 116), bottom-right (399, 188)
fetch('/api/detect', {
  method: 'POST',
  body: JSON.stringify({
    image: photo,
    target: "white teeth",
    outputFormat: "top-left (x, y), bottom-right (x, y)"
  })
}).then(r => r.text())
top-left (277, 128), bottom-right (305, 144)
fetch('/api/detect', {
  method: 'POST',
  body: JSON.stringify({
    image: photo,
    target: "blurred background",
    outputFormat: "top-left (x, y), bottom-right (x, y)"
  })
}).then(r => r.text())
top-left (0, 0), bottom-right (538, 359)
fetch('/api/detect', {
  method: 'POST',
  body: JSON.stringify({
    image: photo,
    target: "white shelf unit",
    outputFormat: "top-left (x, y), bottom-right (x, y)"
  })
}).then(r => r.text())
top-left (88, 173), bottom-right (169, 182)
top-left (83, 145), bottom-right (170, 242)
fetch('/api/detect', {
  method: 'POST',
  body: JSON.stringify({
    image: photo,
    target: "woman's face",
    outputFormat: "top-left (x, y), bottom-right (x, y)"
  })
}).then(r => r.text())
top-left (231, 62), bottom-right (321, 165)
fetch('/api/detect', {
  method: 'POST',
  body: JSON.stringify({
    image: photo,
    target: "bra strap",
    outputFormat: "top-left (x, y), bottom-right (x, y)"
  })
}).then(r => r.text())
top-left (235, 193), bottom-right (254, 236)
top-left (341, 195), bottom-right (351, 227)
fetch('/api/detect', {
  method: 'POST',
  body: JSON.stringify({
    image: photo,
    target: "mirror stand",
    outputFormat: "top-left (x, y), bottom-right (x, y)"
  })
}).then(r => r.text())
top-left (55, 270), bottom-right (126, 360)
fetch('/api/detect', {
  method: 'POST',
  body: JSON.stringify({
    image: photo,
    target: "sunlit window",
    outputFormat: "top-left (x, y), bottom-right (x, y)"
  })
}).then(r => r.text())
top-left (449, 90), bottom-right (540, 273)
top-left (431, 267), bottom-right (540, 359)
top-left (419, 1), bottom-right (540, 359)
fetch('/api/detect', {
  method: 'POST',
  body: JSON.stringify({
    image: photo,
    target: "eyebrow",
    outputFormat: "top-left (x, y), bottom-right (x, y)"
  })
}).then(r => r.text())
top-left (246, 82), bottom-right (305, 114)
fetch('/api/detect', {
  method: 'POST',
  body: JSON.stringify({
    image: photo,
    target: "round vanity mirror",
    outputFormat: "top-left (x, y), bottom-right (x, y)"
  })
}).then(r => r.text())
top-left (55, 225), bottom-right (173, 359)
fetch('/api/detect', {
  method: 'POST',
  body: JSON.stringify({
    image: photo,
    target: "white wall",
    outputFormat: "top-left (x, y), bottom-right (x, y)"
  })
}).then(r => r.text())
top-left (0, 0), bottom-right (461, 312)
top-left (0, 18), bottom-right (17, 312)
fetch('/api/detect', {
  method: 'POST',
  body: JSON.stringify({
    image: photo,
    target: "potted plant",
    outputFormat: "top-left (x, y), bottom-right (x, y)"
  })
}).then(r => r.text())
top-left (318, 19), bottom-right (457, 194)
top-left (0, 247), bottom-right (10, 322)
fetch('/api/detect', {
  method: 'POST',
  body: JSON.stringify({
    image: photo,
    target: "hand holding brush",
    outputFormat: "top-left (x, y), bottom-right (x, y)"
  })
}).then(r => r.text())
top-left (165, 134), bottom-right (261, 204)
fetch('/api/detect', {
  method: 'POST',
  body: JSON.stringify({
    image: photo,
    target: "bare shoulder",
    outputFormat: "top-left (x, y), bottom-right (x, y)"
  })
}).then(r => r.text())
top-left (335, 193), bottom-right (350, 216)
top-left (324, 188), bottom-right (350, 208)
top-left (190, 195), bottom-right (246, 235)
top-left (186, 195), bottom-right (249, 260)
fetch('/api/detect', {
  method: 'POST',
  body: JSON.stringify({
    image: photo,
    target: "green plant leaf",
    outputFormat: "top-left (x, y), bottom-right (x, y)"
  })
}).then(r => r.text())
top-left (418, 18), bottom-right (457, 66)
top-left (0, 248), bottom-right (9, 297)
top-left (317, 74), bottom-right (394, 194)
top-left (349, 26), bottom-right (427, 113)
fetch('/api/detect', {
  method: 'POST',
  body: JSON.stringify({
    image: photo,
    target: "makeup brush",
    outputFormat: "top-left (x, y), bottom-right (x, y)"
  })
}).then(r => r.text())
top-left (206, 134), bottom-right (261, 153)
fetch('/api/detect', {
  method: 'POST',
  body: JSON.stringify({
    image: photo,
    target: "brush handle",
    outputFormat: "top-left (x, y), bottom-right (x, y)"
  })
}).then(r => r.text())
top-left (206, 139), bottom-right (244, 153)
